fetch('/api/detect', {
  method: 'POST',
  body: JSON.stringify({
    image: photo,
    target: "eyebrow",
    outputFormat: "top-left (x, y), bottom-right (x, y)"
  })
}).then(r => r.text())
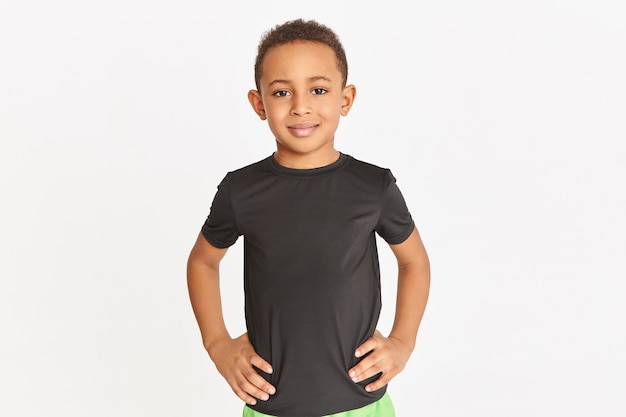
top-left (267, 76), bottom-right (333, 88)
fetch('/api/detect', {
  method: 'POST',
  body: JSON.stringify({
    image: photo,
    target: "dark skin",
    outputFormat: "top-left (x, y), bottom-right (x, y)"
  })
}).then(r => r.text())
top-left (187, 238), bottom-right (275, 404)
top-left (187, 40), bottom-right (431, 406)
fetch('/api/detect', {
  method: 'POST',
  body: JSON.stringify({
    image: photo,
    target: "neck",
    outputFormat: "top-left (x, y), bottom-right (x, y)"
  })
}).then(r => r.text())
top-left (273, 149), bottom-right (340, 169)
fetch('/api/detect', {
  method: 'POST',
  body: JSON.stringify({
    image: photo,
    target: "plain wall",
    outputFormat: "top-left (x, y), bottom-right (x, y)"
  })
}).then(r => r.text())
top-left (1, 1), bottom-right (625, 415)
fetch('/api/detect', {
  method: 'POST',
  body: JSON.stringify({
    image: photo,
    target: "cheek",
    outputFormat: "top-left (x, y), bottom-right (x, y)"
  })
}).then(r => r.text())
top-left (262, 110), bottom-right (278, 126)
top-left (264, 102), bottom-right (288, 120)
top-left (321, 105), bottom-right (343, 122)
top-left (264, 114), bottom-right (286, 138)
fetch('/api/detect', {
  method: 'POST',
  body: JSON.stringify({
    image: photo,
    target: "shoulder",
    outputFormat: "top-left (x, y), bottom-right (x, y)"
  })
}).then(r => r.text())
top-left (344, 154), bottom-right (396, 185)
top-left (345, 154), bottom-right (391, 174)
top-left (219, 155), bottom-right (273, 185)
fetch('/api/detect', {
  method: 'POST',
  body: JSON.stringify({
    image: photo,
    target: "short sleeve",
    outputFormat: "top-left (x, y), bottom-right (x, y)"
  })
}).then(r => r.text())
top-left (201, 175), bottom-right (240, 248)
top-left (375, 170), bottom-right (415, 244)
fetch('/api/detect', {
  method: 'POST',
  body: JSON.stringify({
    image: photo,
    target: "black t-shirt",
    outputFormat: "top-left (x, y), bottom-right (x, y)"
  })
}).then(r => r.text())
top-left (202, 153), bottom-right (414, 416)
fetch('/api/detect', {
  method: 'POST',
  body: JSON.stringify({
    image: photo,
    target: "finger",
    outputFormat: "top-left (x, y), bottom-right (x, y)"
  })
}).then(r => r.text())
top-left (354, 337), bottom-right (378, 358)
top-left (250, 353), bottom-right (274, 375)
top-left (239, 374), bottom-right (273, 402)
top-left (350, 355), bottom-right (385, 382)
top-left (348, 353), bottom-right (375, 379)
top-left (365, 372), bottom-right (393, 393)
top-left (248, 354), bottom-right (276, 395)
top-left (244, 368), bottom-right (276, 396)
top-left (228, 377), bottom-right (260, 406)
top-left (364, 358), bottom-right (404, 392)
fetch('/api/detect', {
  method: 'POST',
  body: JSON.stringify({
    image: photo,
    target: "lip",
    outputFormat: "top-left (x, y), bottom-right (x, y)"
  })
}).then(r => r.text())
top-left (288, 122), bottom-right (319, 137)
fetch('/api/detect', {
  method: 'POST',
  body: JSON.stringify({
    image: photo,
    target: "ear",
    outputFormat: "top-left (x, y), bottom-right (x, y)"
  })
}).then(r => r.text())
top-left (340, 84), bottom-right (357, 116)
top-left (248, 89), bottom-right (266, 120)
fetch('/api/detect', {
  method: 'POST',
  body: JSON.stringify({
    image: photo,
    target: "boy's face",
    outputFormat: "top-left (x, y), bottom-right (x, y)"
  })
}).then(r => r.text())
top-left (248, 41), bottom-right (356, 166)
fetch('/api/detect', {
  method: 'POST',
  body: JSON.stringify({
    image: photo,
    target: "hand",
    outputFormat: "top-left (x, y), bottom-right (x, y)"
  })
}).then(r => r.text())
top-left (208, 333), bottom-right (276, 405)
top-left (348, 330), bottom-right (413, 392)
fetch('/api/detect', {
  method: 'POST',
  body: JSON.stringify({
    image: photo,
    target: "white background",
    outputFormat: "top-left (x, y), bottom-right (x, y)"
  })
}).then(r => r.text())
top-left (1, 1), bottom-right (625, 416)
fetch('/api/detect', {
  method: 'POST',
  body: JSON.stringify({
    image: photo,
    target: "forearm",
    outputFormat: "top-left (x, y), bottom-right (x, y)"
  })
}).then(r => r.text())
top-left (387, 227), bottom-right (431, 351)
top-left (187, 259), bottom-right (231, 355)
top-left (388, 260), bottom-right (430, 350)
top-left (349, 237), bottom-right (430, 390)
top-left (187, 242), bottom-right (276, 404)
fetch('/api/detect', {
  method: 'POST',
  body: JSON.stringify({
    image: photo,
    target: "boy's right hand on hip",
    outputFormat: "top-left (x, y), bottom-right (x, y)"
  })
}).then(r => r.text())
top-left (208, 333), bottom-right (276, 406)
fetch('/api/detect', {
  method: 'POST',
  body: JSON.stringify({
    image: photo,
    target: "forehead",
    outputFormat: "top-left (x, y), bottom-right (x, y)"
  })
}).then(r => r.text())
top-left (260, 41), bottom-right (341, 83)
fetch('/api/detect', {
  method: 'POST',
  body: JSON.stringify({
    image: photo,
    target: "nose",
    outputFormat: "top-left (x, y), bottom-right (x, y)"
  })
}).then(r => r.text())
top-left (290, 94), bottom-right (312, 116)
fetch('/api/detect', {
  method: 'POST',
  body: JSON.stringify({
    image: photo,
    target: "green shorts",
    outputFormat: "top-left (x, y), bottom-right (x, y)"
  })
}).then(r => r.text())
top-left (242, 392), bottom-right (396, 417)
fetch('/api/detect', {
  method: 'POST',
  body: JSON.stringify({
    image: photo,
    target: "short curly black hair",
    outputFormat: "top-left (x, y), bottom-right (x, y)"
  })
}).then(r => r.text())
top-left (254, 19), bottom-right (348, 90)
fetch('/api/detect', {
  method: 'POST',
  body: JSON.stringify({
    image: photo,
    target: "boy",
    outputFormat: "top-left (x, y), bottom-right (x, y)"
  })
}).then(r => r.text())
top-left (187, 19), bottom-right (430, 417)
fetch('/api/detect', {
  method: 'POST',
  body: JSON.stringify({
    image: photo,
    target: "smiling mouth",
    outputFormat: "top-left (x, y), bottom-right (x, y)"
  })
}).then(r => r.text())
top-left (288, 123), bottom-right (318, 137)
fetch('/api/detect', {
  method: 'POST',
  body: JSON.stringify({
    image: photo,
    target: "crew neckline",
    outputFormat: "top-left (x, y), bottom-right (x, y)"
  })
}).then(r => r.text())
top-left (266, 152), bottom-right (351, 178)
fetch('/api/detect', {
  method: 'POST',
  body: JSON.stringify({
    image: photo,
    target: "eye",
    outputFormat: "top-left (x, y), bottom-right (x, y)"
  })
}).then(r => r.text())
top-left (312, 88), bottom-right (327, 95)
top-left (273, 90), bottom-right (291, 97)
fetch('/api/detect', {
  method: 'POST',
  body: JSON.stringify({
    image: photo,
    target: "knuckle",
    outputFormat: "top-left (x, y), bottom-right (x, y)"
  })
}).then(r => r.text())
top-left (233, 376), bottom-right (246, 388)
top-left (243, 368), bottom-right (259, 379)
top-left (233, 387), bottom-right (247, 400)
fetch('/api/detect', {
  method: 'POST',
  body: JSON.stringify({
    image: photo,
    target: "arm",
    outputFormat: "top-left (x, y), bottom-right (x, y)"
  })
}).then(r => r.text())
top-left (187, 232), bottom-right (276, 405)
top-left (348, 227), bottom-right (431, 391)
